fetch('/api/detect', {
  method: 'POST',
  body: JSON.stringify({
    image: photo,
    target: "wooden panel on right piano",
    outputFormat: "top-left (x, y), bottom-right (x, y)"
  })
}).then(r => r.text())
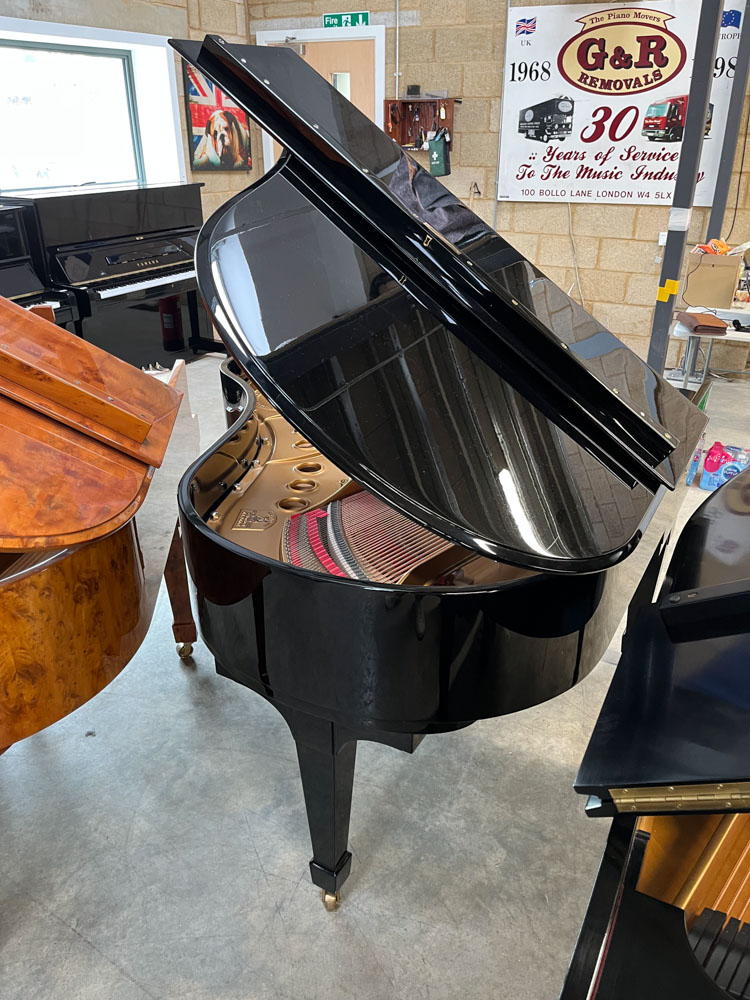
top-left (562, 470), bottom-right (750, 999)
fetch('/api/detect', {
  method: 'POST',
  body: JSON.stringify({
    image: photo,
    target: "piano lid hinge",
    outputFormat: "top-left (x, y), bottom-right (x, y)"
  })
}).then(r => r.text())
top-left (610, 781), bottom-right (750, 813)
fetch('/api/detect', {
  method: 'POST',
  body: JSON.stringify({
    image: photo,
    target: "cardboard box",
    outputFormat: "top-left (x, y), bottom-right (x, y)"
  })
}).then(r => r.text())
top-left (682, 252), bottom-right (743, 308)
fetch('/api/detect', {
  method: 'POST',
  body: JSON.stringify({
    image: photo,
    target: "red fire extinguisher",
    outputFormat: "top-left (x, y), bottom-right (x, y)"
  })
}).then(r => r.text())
top-left (159, 295), bottom-right (185, 351)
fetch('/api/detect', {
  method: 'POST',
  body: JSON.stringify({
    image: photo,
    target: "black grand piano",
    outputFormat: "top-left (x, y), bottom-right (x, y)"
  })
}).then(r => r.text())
top-left (171, 35), bottom-right (706, 908)
top-left (2, 183), bottom-right (219, 367)
top-left (0, 199), bottom-right (79, 328)
top-left (561, 469), bottom-right (750, 999)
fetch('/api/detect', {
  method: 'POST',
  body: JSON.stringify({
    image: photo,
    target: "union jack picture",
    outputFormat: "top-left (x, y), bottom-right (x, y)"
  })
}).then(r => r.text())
top-left (516, 17), bottom-right (537, 35)
top-left (182, 62), bottom-right (252, 171)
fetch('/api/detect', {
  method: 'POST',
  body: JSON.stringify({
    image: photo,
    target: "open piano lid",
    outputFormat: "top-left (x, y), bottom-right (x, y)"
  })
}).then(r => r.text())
top-left (172, 36), bottom-right (705, 574)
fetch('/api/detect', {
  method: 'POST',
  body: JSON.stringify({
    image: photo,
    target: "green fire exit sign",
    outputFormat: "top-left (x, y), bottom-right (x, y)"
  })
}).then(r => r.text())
top-left (322, 11), bottom-right (370, 26)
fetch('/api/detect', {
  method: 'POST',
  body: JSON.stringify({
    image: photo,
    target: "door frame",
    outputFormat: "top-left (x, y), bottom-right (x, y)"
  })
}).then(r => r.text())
top-left (255, 24), bottom-right (386, 173)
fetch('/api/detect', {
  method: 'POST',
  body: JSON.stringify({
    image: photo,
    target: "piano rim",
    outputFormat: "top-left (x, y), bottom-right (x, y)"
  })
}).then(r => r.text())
top-left (177, 370), bottom-right (652, 589)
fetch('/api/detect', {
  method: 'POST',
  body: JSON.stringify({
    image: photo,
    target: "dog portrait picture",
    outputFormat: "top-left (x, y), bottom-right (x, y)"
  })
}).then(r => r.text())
top-left (184, 63), bottom-right (252, 171)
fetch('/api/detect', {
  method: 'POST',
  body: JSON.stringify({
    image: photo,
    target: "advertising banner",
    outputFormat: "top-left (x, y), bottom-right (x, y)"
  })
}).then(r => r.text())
top-left (498, 2), bottom-right (745, 205)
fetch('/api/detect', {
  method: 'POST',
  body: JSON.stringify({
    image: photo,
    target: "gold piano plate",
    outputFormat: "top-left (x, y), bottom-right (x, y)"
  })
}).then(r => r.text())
top-left (611, 781), bottom-right (750, 813)
top-left (212, 402), bottom-right (352, 561)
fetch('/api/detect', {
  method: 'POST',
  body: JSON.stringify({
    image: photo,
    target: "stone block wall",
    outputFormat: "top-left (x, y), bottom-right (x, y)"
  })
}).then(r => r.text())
top-left (7, 0), bottom-right (750, 364)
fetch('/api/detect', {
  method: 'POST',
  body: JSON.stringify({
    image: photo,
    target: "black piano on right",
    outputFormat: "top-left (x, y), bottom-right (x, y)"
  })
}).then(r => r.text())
top-left (562, 469), bottom-right (750, 1000)
top-left (172, 36), bottom-right (708, 909)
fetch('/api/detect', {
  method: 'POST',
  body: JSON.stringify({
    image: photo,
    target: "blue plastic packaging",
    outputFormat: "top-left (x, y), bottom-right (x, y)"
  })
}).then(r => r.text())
top-left (719, 446), bottom-right (744, 484)
top-left (686, 433), bottom-right (705, 486)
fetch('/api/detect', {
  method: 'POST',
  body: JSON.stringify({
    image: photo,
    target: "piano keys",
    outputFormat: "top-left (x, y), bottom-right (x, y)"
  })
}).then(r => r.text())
top-left (171, 34), bottom-right (707, 908)
top-left (0, 296), bottom-right (198, 749)
top-left (562, 469), bottom-right (750, 999)
top-left (3, 183), bottom-right (220, 368)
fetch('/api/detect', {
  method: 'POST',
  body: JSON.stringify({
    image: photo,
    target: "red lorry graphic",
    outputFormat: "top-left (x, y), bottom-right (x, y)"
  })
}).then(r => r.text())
top-left (641, 95), bottom-right (714, 142)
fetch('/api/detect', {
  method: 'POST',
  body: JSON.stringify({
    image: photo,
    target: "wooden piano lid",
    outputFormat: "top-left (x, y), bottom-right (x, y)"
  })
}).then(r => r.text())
top-left (0, 296), bottom-right (183, 550)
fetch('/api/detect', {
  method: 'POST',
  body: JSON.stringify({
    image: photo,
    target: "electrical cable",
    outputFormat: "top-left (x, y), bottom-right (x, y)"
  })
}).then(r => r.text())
top-left (724, 94), bottom-right (750, 243)
top-left (567, 201), bottom-right (584, 304)
top-left (680, 253), bottom-right (707, 306)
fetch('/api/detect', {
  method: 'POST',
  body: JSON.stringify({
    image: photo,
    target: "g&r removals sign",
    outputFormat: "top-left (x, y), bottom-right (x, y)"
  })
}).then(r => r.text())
top-left (498, 1), bottom-right (744, 205)
top-left (558, 8), bottom-right (687, 95)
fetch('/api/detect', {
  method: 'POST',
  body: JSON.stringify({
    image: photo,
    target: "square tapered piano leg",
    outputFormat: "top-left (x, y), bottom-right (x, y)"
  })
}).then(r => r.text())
top-left (274, 704), bottom-right (425, 906)
top-left (294, 734), bottom-right (356, 902)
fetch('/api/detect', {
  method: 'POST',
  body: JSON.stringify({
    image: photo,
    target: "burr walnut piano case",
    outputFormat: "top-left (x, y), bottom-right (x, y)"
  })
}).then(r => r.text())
top-left (0, 296), bottom-right (186, 746)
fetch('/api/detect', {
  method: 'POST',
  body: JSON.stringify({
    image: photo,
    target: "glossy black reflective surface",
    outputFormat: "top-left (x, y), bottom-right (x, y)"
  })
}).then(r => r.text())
top-left (202, 166), bottom-right (703, 572)
top-left (670, 470), bottom-right (750, 593)
top-left (0, 201), bottom-right (80, 326)
top-left (30, 182), bottom-right (203, 249)
top-left (576, 470), bottom-right (750, 800)
top-left (560, 818), bottom-right (728, 1000)
top-left (178, 366), bottom-right (686, 897)
top-left (173, 36), bottom-right (702, 494)
top-left (171, 34), bottom-right (708, 901)
top-left (0, 205), bottom-right (28, 263)
top-left (179, 368), bottom-right (682, 730)
top-left (54, 232), bottom-right (196, 288)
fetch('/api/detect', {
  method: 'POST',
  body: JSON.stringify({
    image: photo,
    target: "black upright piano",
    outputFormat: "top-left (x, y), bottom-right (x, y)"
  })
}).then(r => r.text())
top-left (3, 183), bottom-right (219, 367)
top-left (0, 199), bottom-right (79, 328)
top-left (170, 35), bottom-right (707, 908)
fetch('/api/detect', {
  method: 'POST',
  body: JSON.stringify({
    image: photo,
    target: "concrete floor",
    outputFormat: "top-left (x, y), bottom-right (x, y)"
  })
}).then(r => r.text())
top-left (1, 361), bottom-right (748, 1000)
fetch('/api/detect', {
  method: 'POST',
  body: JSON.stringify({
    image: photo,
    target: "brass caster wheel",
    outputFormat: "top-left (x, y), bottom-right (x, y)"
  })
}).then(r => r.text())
top-left (177, 642), bottom-right (194, 660)
top-left (321, 890), bottom-right (341, 911)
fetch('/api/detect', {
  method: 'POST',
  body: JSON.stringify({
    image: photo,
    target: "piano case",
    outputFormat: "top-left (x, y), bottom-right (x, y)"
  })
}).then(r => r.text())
top-left (0, 295), bottom-right (182, 550)
top-left (562, 469), bottom-right (750, 999)
top-left (168, 35), bottom-right (708, 905)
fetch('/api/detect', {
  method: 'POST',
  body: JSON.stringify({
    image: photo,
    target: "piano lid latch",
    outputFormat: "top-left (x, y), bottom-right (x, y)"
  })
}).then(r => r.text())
top-left (610, 781), bottom-right (750, 813)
